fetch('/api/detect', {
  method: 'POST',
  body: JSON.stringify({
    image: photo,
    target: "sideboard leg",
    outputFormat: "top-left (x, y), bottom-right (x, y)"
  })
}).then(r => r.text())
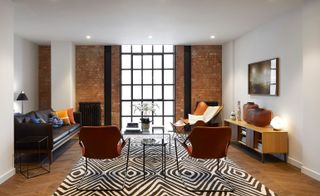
top-left (284, 153), bottom-right (287, 163)
top-left (261, 153), bottom-right (265, 163)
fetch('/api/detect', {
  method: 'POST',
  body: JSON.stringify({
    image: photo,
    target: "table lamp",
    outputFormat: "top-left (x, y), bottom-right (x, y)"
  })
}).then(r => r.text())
top-left (16, 91), bottom-right (28, 114)
top-left (270, 116), bottom-right (283, 130)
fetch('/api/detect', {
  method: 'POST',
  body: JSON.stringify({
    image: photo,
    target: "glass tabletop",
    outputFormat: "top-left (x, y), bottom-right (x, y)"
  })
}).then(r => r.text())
top-left (141, 138), bottom-right (167, 146)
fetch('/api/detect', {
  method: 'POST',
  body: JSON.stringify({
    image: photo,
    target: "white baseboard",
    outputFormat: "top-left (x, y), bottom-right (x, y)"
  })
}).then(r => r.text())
top-left (0, 168), bottom-right (15, 184)
top-left (302, 166), bottom-right (320, 181)
top-left (287, 156), bottom-right (302, 168)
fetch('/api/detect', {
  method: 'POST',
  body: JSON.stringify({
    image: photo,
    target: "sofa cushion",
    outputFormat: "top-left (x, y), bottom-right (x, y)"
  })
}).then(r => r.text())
top-left (53, 110), bottom-right (71, 125)
top-left (52, 124), bottom-right (80, 144)
top-left (35, 109), bottom-right (53, 123)
top-left (24, 112), bottom-right (36, 123)
top-left (14, 113), bottom-right (25, 124)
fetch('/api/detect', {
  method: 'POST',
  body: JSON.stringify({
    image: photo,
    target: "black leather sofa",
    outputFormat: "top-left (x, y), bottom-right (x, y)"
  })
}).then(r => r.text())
top-left (14, 109), bottom-right (82, 163)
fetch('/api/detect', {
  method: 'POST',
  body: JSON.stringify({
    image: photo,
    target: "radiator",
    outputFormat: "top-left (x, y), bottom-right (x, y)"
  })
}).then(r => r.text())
top-left (79, 102), bottom-right (101, 126)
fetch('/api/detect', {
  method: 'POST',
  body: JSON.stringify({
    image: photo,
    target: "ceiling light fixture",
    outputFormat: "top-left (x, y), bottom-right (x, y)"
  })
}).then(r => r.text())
top-left (210, 35), bottom-right (215, 39)
top-left (148, 35), bottom-right (153, 39)
top-left (86, 35), bottom-right (91, 40)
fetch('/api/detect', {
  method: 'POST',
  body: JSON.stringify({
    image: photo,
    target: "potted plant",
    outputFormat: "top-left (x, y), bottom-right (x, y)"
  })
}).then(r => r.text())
top-left (133, 102), bottom-right (159, 131)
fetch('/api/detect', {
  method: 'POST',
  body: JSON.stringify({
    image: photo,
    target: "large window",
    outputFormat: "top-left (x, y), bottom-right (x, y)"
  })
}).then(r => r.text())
top-left (120, 45), bottom-right (175, 130)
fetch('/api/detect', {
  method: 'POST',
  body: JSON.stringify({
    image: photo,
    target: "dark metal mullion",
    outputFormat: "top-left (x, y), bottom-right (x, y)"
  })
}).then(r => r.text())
top-left (140, 47), bottom-right (143, 118)
top-left (161, 45), bottom-right (165, 126)
top-left (151, 46), bottom-right (154, 124)
top-left (120, 46), bottom-right (122, 128)
top-left (130, 45), bottom-right (133, 123)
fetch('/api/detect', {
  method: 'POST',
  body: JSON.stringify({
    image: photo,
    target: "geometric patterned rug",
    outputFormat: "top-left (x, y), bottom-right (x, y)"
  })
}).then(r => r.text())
top-left (54, 137), bottom-right (276, 196)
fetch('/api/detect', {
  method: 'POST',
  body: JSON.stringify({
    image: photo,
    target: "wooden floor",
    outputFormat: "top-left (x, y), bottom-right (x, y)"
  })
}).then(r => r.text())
top-left (0, 138), bottom-right (320, 196)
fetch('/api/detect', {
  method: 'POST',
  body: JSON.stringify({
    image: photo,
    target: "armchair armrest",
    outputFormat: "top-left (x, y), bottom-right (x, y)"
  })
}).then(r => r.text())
top-left (73, 112), bottom-right (82, 126)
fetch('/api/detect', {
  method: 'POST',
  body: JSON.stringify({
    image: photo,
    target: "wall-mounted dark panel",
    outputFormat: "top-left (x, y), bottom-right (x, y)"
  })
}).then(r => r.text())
top-left (104, 46), bottom-right (112, 125)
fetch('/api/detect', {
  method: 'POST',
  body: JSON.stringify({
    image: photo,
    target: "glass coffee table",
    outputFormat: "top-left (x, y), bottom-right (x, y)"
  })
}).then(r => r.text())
top-left (141, 138), bottom-right (167, 180)
top-left (121, 124), bottom-right (171, 154)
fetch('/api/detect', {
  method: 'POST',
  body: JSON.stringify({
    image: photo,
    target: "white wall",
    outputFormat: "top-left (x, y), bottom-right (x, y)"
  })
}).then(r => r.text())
top-left (223, 9), bottom-right (304, 167)
top-left (222, 41), bottom-right (235, 118)
top-left (14, 35), bottom-right (38, 113)
top-left (223, 2), bottom-right (320, 181)
top-left (51, 41), bottom-right (75, 110)
top-left (301, 0), bottom-right (320, 181)
top-left (0, 0), bottom-right (15, 184)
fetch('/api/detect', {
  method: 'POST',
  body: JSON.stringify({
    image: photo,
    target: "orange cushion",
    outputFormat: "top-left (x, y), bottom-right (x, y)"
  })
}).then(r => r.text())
top-left (67, 108), bottom-right (76, 124)
top-left (193, 102), bottom-right (208, 115)
top-left (53, 110), bottom-right (70, 125)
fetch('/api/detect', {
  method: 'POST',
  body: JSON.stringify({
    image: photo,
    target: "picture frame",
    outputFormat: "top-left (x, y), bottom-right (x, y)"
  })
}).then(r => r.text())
top-left (248, 58), bottom-right (279, 96)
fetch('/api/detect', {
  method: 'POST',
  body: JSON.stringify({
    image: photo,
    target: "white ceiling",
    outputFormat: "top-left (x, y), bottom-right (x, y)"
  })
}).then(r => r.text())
top-left (13, 0), bottom-right (304, 45)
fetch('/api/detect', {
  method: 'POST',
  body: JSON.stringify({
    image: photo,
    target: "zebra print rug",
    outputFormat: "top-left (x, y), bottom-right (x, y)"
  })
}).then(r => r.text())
top-left (54, 138), bottom-right (276, 196)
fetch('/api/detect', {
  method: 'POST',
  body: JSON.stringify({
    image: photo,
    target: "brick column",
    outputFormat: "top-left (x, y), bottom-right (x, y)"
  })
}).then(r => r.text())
top-left (191, 45), bottom-right (222, 110)
top-left (38, 46), bottom-right (51, 110)
top-left (175, 46), bottom-right (184, 120)
top-left (75, 46), bottom-right (105, 123)
top-left (111, 46), bottom-right (120, 127)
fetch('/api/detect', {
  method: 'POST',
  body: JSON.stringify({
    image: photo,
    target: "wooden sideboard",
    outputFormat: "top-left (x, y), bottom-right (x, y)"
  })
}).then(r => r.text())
top-left (224, 119), bottom-right (288, 162)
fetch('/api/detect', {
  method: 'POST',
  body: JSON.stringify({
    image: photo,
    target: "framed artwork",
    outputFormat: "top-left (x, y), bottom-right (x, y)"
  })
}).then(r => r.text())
top-left (248, 58), bottom-right (279, 96)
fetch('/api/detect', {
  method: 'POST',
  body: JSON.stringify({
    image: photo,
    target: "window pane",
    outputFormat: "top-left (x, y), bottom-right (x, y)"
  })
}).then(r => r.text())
top-left (122, 86), bottom-right (131, 100)
top-left (164, 117), bottom-right (174, 131)
top-left (133, 70), bottom-right (141, 84)
top-left (143, 55), bottom-right (152, 69)
top-left (133, 86), bottom-right (141, 99)
top-left (154, 101), bottom-right (163, 116)
top-left (164, 101), bottom-right (174, 115)
top-left (122, 101), bottom-right (131, 116)
top-left (133, 55), bottom-right (142, 68)
top-left (154, 45), bottom-right (163, 53)
top-left (122, 117), bottom-right (131, 129)
top-left (132, 117), bottom-right (141, 123)
top-left (121, 70), bottom-right (131, 84)
top-left (121, 45), bottom-right (131, 53)
top-left (164, 45), bottom-right (174, 53)
top-left (153, 70), bottom-right (162, 84)
top-left (132, 45), bottom-right (142, 53)
top-left (143, 70), bottom-right (152, 84)
top-left (164, 70), bottom-right (173, 84)
top-left (153, 117), bottom-right (163, 126)
top-left (132, 101), bottom-right (141, 116)
top-left (153, 55), bottom-right (162, 69)
top-left (164, 54), bottom-right (174, 68)
top-left (164, 85), bottom-right (174, 99)
top-left (121, 55), bottom-right (131, 69)
top-left (153, 86), bottom-right (162, 99)
top-left (143, 45), bottom-right (152, 53)
top-left (143, 86), bottom-right (152, 99)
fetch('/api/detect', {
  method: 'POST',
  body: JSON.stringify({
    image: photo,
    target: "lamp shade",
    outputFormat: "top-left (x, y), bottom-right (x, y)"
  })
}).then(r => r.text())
top-left (270, 116), bottom-right (283, 130)
top-left (16, 91), bottom-right (28, 101)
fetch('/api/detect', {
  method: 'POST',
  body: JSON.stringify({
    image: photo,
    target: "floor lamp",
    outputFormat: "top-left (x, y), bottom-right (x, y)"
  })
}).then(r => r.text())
top-left (16, 91), bottom-right (28, 114)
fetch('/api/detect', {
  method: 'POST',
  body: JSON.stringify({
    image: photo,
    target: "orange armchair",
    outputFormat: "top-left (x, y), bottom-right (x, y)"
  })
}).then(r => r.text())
top-left (77, 126), bottom-right (130, 191)
top-left (174, 126), bottom-right (234, 192)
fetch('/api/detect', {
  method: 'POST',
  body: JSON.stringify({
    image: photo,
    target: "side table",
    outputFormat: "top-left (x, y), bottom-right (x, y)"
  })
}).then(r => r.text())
top-left (15, 136), bottom-right (50, 178)
top-left (142, 138), bottom-right (167, 180)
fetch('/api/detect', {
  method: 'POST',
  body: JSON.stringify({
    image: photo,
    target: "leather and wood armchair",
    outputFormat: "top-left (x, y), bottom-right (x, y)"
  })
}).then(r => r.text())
top-left (78, 126), bottom-right (130, 191)
top-left (174, 126), bottom-right (234, 192)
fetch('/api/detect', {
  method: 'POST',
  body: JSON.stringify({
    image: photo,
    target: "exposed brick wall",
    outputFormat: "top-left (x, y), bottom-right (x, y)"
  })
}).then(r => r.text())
top-left (175, 46), bottom-right (184, 120)
top-left (191, 45), bottom-right (222, 111)
top-left (111, 46), bottom-right (120, 127)
top-left (75, 46), bottom-right (105, 124)
top-left (38, 45), bottom-right (51, 110)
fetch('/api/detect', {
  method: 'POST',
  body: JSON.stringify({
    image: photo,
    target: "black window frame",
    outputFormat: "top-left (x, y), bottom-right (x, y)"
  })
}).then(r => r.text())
top-left (120, 45), bottom-right (176, 129)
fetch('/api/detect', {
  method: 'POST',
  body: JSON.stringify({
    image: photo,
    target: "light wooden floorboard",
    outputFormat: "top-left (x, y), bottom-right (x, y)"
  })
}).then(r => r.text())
top-left (0, 138), bottom-right (319, 195)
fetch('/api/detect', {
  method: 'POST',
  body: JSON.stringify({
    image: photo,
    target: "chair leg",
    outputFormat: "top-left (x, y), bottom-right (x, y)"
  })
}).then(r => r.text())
top-left (174, 138), bottom-right (180, 172)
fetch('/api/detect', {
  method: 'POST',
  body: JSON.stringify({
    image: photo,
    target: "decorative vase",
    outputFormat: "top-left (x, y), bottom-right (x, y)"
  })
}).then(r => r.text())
top-left (236, 101), bottom-right (241, 121)
top-left (247, 108), bottom-right (272, 127)
top-left (140, 117), bottom-right (151, 131)
top-left (243, 102), bottom-right (259, 123)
